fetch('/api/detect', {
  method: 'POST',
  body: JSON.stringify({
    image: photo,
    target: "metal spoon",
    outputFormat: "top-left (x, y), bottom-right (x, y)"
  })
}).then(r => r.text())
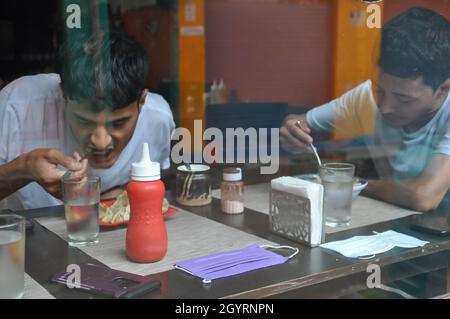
top-left (61, 157), bottom-right (86, 180)
top-left (185, 163), bottom-right (192, 171)
top-left (296, 120), bottom-right (322, 167)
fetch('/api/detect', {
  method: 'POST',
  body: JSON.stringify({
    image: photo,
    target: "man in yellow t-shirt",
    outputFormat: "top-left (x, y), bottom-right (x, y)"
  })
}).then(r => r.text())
top-left (281, 7), bottom-right (450, 212)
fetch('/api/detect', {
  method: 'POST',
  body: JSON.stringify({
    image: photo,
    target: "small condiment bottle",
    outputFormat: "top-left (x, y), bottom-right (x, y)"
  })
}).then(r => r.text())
top-left (176, 164), bottom-right (212, 206)
top-left (126, 143), bottom-right (167, 263)
top-left (220, 168), bottom-right (244, 214)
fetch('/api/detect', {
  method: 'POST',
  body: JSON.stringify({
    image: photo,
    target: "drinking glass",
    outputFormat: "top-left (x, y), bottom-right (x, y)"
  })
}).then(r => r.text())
top-left (62, 176), bottom-right (100, 246)
top-left (319, 163), bottom-right (355, 227)
top-left (0, 214), bottom-right (25, 299)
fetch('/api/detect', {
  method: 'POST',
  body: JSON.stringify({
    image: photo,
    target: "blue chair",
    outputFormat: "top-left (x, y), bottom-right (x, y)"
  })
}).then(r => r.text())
top-left (205, 102), bottom-right (288, 164)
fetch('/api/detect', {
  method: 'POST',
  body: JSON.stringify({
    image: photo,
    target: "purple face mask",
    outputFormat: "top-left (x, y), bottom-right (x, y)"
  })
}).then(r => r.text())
top-left (174, 244), bottom-right (299, 283)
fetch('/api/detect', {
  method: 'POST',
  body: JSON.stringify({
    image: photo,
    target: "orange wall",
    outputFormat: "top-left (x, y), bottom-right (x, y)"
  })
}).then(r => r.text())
top-left (178, 0), bottom-right (205, 152)
top-left (332, 0), bottom-right (383, 98)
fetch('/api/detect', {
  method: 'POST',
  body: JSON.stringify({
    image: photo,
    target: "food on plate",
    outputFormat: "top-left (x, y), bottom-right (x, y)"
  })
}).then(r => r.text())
top-left (99, 191), bottom-right (171, 225)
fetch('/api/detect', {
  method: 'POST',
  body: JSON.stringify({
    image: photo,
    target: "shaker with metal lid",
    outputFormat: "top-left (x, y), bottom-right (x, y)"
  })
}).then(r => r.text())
top-left (220, 167), bottom-right (244, 214)
top-left (176, 165), bottom-right (212, 206)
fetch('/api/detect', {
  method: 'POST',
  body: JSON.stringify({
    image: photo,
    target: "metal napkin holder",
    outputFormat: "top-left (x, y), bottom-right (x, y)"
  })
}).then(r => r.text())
top-left (269, 189), bottom-right (325, 247)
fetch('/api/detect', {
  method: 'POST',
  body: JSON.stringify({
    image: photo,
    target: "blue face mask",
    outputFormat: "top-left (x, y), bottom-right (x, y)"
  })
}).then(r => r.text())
top-left (174, 244), bottom-right (299, 283)
top-left (320, 230), bottom-right (429, 259)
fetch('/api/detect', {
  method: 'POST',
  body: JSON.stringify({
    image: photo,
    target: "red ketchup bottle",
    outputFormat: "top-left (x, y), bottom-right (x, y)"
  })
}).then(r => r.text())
top-left (126, 143), bottom-right (167, 263)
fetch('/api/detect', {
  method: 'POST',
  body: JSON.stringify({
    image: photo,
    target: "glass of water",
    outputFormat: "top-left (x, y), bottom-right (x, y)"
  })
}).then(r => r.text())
top-left (0, 214), bottom-right (25, 299)
top-left (62, 176), bottom-right (100, 246)
top-left (319, 163), bottom-right (355, 227)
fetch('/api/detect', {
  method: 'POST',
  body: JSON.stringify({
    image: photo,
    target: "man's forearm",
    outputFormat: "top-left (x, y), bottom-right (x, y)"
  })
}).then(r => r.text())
top-left (0, 156), bottom-right (30, 200)
top-left (364, 179), bottom-right (439, 212)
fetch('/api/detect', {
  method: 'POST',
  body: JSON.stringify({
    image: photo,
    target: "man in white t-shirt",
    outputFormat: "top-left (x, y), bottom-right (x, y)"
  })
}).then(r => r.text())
top-left (0, 29), bottom-right (175, 210)
top-left (281, 7), bottom-right (450, 212)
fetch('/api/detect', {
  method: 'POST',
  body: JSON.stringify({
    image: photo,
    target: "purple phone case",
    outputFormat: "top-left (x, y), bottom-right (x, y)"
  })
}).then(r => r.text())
top-left (52, 263), bottom-right (161, 298)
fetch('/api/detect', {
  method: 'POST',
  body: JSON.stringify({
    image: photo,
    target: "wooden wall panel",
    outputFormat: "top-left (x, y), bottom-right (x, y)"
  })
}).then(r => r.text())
top-left (384, 0), bottom-right (450, 21)
top-left (205, 0), bottom-right (333, 108)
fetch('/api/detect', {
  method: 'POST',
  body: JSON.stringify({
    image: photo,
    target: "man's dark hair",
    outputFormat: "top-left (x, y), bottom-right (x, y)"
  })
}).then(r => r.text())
top-left (59, 28), bottom-right (149, 111)
top-left (379, 7), bottom-right (450, 91)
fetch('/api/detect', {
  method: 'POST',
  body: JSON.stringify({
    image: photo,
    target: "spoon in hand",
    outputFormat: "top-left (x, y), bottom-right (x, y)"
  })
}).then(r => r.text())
top-left (296, 120), bottom-right (322, 167)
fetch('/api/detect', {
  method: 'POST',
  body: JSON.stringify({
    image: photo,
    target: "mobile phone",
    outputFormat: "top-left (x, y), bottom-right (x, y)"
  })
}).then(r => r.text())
top-left (51, 263), bottom-right (161, 298)
top-left (410, 212), bottom-right (450, 236)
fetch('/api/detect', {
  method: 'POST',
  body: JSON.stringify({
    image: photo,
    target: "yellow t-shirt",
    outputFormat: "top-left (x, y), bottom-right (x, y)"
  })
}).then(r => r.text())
top-left (306, 80), bottom-right (377, 140)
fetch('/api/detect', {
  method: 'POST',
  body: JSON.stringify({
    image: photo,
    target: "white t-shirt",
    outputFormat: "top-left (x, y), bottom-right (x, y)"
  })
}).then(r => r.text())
top-left (306, 80), bottom-right (450, 208)
top-left (0, 74), bottom-right (175, 210)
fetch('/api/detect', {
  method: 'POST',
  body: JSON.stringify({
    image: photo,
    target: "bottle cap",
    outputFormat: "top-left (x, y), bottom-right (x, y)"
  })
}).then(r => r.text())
top-left (223, 167), bottom-right (242, 181)
top-left (131, 143), bottom-right (160, 181)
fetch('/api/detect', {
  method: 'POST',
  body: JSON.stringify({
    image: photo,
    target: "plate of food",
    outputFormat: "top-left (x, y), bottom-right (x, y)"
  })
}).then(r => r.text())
top-left (99, 191), bottom-right (177, 227)
top-left (294, 174), bottom-right (368, 199)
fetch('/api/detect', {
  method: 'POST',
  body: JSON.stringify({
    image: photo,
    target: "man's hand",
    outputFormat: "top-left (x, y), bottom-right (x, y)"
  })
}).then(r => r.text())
top-left (21, 149), bottom-right (88, 199)
top-left (280, 114), bottom-right (314, 154)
